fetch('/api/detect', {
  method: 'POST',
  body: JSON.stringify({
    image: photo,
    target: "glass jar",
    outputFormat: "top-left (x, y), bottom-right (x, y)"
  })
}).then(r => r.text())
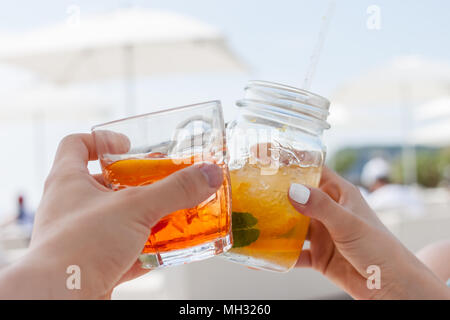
top-left (223, 80), bottom-right (331, 272)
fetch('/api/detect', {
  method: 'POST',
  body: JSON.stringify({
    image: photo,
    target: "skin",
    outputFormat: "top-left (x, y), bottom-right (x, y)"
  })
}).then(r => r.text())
top-left (0, 133), bottom-right (224, 299)
top-left (0, 134), bottom-right (448, 299)
top-left (416, 240), bottom-right (450, 282)
top-left (289, 168), bottom-right (450, 299)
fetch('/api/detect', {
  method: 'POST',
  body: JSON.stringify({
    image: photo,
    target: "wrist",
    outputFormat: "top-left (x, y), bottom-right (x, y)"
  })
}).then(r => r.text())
top-left (0, 250), bottom-right (102, 299)
top-left (0, 255), bottom-right (79, 299)
top-left (376, 251), bottom-right (450, 300)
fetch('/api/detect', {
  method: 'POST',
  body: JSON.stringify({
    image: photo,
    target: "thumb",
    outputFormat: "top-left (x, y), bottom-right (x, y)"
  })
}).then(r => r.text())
top-left (288, 183), bottom-right (364, 240)
top-left (118, 162), bottom-right (225, 227)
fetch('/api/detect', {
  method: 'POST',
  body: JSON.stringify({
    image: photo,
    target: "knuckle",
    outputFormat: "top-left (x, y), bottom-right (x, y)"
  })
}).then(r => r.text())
top-left (312, 185), bottom-right (367, 235)
top-left (60, 133), bottom-right (79, 146)
top-left (343, 179), bottom-right (358, 194)
top-left (339, 181), bottom-right (360, 201)
top-left (320, 181), bottom-right (342, 202)
top-left (43, 169), bottom-right (69, 192)
top-left (349, 183), bottom-right (361, 195)
top-left (310, 187), bottom-right (332, 210)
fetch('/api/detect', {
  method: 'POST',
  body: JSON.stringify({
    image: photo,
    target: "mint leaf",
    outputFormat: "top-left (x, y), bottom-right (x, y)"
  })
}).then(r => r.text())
top-left (232, 211), bottom-right (260, 248)
top-left (232, 229), bottom-right (260, 248)
top-left (232, 211), bottom-right (258, 229)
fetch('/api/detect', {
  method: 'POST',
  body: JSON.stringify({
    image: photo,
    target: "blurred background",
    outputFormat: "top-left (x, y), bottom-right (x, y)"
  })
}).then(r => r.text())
top-left (0, 0), bottom-right (448, 299)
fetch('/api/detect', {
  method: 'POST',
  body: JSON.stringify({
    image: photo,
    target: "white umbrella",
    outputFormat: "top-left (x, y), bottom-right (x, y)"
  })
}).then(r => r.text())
top-left (333, 56), bottom-right (450, 105)
top-left (0, 8), bottom-right (246, 115)
top-left (412, 97), bottom-right (450, 146)
top-left (0, 84), bottom-right (111, 195)
top-left (0, 84), bottom-right (111, 121)
top-left (331, 56), bottom-right (450, 184)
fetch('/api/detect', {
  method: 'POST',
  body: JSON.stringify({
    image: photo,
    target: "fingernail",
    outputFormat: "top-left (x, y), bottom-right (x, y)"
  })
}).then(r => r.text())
top-left (199, 163), bottom-right (223, 188)
top-left (289, 183), bottom-right (310, 204)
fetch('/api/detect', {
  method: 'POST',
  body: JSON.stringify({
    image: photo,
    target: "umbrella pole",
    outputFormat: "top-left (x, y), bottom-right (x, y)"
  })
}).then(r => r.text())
top-left (124, 45), bottom-right (136, 116)
top-left (401, 83), bottom-right (417, 185)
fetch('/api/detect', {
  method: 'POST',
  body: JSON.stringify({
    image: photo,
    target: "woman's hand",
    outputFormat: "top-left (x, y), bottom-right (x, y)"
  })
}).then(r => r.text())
top-left (0, 133), bottom-right (224, 299)
top-left (288, 167), bottom-right (450, 300)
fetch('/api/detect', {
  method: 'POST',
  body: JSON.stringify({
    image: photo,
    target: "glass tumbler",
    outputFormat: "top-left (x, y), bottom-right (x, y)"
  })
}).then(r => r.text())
top-left (92, 101), bottom-right (232, 269)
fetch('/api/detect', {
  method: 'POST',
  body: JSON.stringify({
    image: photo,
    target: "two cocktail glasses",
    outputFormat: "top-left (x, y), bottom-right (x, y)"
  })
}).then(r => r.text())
top-left (92, 82), bottom-right (330, 272)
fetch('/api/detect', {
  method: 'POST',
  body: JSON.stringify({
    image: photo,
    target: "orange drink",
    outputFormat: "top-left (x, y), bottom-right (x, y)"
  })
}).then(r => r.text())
top-left (227, 163), bottom-right (321, 272)
top-left (103, 156), bottom-right (231, 255)
top-left (92, 100), bottom-right (232, 269)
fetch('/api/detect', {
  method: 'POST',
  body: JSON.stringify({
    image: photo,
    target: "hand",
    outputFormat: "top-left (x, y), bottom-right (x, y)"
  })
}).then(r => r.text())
top-left (0, 133), bottom-right (224, 299)
top-left (416, 240), bottom-right (450, 282)
top-left (288, 167), bottom-right (450, 300)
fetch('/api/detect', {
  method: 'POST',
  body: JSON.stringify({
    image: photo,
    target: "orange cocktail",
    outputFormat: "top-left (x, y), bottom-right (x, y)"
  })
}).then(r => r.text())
top-left (227, 162), bottom-right (321, 272)
top-left (102, 155), bottom-right (231, 262)
top-left (92, 101), bottom-right (231, 269)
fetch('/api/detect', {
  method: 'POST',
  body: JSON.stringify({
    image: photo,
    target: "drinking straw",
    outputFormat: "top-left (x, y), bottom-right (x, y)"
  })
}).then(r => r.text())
top-left (302, 0), bottom-right (336, 91)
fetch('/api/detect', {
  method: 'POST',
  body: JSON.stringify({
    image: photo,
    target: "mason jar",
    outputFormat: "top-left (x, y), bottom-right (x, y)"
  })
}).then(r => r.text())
top-left (223, 80), bottom-right (331, 272)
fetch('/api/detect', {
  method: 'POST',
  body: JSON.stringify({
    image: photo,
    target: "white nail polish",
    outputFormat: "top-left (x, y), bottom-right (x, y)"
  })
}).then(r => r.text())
top-left (289, 183), bottom-right (310, 204)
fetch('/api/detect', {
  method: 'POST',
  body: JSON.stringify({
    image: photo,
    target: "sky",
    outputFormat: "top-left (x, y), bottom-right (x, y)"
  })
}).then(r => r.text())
top-left (1, 0), bottom-right (449, 100)
top-left (0, 0), bottom-right (449, 213)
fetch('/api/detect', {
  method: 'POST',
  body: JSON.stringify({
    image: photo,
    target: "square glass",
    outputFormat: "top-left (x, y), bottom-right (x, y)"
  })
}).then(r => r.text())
top-left (92, 101), bottom-right (232, 269)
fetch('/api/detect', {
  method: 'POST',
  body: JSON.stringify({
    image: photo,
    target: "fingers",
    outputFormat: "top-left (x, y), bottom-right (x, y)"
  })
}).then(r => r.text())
top-left (92, 130), bottom-right (131, 156)
top-left (319, 167), bottom-right (353, 200)
top-left (319, 166), bottom-right (342, 185)
top-left (320, 167), bottom-right (379, 224)
top-left (45, 131), bottom-right (129, 192)
top-left (288, 183), bottom-right (362, 238)
top-left (295, 249), bottom-right (312, 268)
top-left (92, 173), bottom-right (105, 185)
top-left (117, 162), bottom-right (225, 227)
top-left (51, 133), bottom-right (97, 175)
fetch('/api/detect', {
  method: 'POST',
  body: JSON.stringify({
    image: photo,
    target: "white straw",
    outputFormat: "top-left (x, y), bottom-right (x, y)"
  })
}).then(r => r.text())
top-left (302, 0), bottom-right (336, 91)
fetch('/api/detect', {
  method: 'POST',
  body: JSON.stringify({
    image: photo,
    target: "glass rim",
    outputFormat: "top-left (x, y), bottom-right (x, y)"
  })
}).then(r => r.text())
top-left (244, 80), bottom-right (330, 110)
top-left (237, 80), bottom-right (331, 134)
top-left (91, 100), bottom-right (222, 131)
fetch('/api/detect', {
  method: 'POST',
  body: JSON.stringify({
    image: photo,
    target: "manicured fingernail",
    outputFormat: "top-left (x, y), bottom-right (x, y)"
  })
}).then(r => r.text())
top-left (289, 183), bottom-right (310, 204)
top-left (199, 163), bottom-right (223, 188)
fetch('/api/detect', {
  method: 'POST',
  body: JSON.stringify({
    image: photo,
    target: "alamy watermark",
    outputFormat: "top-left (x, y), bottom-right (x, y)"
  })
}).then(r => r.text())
top-left (366, 265), bottom-right (381, 290)
top-left (366, 5), bottom-right (381, 30)
top-left (66, 265), bottom-right (81, 290)
top-left (99, 124), bottom-right (288, 175)
top-left (66, 4), bottom-right (81, 28)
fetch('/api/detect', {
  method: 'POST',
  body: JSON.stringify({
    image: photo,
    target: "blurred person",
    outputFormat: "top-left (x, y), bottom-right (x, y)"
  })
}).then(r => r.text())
top-left (360, 157), bottom-right (424, 217)
top-left (0, 194), bottom-right (34, 243)
top-left (16, 195), bottom-right (34, 227)
top-left (15, 195), bottom-right (34, 240)
top-left (16, 196), bottom-right (26, 223)
top-left (0, 134), bottom-right (448, 299)
top-left (0, 195), bottom-right (33, 227)
top-left (0, 195), bottom-right (33, 247)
